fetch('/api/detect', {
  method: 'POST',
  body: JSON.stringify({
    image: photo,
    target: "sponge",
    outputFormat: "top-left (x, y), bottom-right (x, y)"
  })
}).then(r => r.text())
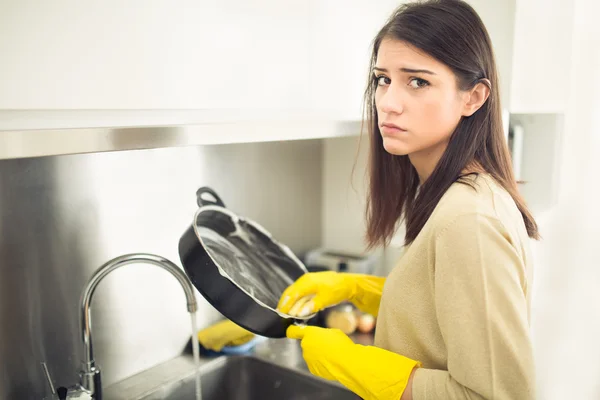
top-left (197, 320), bottom-right (255, 352)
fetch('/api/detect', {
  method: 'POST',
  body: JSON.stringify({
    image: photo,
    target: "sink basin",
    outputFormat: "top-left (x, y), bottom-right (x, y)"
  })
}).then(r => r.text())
top-left (139, 355), bottom-right (359, 400)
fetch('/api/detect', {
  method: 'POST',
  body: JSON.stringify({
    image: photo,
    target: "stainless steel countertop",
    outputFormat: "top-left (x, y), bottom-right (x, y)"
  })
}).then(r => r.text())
top-left (104, 332), bottom-right (374, 399)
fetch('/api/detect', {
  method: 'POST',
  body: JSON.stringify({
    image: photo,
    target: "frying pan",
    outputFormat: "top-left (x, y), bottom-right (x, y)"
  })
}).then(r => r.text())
top-left (178, 187), bottom-right (314, 338)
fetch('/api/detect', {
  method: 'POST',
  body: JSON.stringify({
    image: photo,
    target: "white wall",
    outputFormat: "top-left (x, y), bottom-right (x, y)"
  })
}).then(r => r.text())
top-left (322, 134), bottom-right (369, 253)
top-left (529, 0), bottom-right (600, 398)
top-left (322, 133), bottom-right (405, 275)
top-left (509, 113), bottom-right (564, 212)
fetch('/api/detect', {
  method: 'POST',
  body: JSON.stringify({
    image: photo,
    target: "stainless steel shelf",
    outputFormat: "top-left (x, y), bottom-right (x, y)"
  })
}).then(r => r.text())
top-left (0, 110), bottom-right (362, 160)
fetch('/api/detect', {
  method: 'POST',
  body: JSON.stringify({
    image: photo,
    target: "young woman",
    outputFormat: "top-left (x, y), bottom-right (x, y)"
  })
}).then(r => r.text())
top-left (277, 1), bottom-right (539, 399)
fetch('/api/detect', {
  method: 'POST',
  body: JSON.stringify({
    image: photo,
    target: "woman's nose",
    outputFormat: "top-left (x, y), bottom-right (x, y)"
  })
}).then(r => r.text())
top-left (377, 86), bottom-right (404, 115)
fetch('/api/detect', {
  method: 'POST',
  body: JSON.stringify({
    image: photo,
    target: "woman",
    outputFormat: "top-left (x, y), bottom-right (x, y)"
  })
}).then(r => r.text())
top-left (277, 1), bottom-right (538, 399)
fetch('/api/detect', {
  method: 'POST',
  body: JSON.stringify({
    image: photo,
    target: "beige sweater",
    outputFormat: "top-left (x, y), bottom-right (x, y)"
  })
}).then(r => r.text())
top-left (374, 174), bottom-right (535, 400)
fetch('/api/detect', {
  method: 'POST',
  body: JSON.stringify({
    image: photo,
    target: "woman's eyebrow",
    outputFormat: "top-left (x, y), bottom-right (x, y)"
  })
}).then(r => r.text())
top-left (373, 66), bottom-right (436, 75)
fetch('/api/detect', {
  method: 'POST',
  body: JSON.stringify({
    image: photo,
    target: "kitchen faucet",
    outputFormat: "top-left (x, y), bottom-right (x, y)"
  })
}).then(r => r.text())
top-left (55, 253), bottom-right (198, 400)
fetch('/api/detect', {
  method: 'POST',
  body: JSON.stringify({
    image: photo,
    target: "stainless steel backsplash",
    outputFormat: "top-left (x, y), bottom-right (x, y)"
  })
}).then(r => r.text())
top-left (0, 139), bottom-right (323, 399)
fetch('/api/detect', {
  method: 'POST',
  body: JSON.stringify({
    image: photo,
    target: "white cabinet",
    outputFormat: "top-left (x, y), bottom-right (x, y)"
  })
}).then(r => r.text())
top-left (308, 0), bottom-right (401, 121)
top-left (0, 0), bottom-right (521, 117)
top-left (509, 0), bottom-right (575, 113)
top-left (0, 0), bottom-right (400, 126)
top-left (1, 0), bottom-right (564, 149)
top-left (2, 0), bottom-right (562, 116)
top-left (0, 0), bottom-right (311, 110)
top-left (467, 0), bottom-right (517, 109)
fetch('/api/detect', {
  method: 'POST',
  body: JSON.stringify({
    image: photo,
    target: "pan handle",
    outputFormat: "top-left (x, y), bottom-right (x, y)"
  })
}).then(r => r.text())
top-left (196, 187), bottom-right (226, 208)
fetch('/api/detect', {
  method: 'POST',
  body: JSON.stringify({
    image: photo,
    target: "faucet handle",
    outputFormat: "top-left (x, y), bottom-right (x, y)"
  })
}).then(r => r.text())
top-left (55, 385), bottom-right (92, 400)
top-left (56, 387), bottom-right (67, 400)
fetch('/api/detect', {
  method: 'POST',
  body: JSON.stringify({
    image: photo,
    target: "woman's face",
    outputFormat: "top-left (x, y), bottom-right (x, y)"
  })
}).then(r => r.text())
top-left (374, 38), bottom-right (467, 157)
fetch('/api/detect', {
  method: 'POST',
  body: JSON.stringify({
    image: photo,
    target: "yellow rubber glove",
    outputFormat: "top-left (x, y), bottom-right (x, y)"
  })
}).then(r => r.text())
top-left (288, 325), bottom-right (421, 400)
top-left (277, 271), bottom-right (385, 317)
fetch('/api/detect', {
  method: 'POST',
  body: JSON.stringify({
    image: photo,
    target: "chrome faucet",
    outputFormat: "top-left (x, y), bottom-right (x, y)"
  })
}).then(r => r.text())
top-left (57, 253), bottom-right (198, 400)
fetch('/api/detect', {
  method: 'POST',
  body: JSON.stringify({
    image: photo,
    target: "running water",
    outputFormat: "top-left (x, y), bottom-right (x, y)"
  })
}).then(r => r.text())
top-left (190, 312), bottom-right (202, 400)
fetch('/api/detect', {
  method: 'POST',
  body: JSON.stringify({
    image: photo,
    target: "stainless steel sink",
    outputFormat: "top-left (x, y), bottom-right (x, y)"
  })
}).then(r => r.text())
top-left (104, 336), bottom-right (372, 400)
top-left (138, 355), bottom-right (359, 400)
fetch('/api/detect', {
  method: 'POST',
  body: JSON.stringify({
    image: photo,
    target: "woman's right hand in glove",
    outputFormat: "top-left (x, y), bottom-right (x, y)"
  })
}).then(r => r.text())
top-left (277, 271), bottom-right (386, 317)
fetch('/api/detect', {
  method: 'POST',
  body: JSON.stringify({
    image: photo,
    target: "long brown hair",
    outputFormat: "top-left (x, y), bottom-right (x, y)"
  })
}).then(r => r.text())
top-left (364, 0), bottom-right (539, 248)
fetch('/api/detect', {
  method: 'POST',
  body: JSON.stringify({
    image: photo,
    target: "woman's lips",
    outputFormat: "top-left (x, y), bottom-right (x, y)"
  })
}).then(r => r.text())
top-left (380, 123), bottom-right (407, 135)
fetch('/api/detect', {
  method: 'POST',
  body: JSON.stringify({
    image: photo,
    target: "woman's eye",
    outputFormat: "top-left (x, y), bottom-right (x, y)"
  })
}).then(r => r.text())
top-left (375, 75), bottom-right (391, 86)
top-left (408, 78), bottom-right (429, 89)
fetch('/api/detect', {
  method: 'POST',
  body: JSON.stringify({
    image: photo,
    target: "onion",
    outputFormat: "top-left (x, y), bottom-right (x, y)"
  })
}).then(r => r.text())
top-left (356, 313), bottom-right (376, 333)
top-left (325, 309), bottom-right (357, 334)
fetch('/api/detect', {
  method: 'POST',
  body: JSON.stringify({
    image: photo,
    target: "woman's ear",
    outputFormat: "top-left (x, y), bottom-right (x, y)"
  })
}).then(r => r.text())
top-left (462, 79), bottom-right (491, 117)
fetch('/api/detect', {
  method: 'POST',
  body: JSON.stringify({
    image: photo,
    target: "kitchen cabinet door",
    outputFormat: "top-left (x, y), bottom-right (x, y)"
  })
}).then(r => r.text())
top-left (0, 0), bottom-right (311, 111)
top-left (308, 0), bottom-right (400, 121)
top-left (509, 0), bottom-right (575, 113)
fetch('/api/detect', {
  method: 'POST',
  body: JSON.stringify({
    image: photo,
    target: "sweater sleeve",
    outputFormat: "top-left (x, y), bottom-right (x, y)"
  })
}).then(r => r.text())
top-left (412, 212), bottom-right (535, 400)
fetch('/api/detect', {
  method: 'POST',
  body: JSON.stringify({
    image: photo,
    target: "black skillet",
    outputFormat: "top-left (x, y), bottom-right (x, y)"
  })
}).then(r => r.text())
top-left (178, 187), bottom-right (313, 338)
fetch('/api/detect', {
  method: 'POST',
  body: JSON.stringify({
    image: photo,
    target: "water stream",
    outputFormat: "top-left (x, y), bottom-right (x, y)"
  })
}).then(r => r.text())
top-left (190, 312), bottom-right (202, 400)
